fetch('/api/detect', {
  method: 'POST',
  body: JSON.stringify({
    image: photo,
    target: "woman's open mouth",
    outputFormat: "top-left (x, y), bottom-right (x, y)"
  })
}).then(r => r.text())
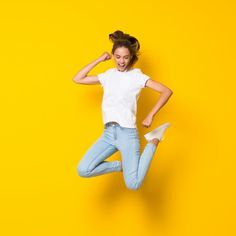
top-left (118, 64), bottom-right (126, 68)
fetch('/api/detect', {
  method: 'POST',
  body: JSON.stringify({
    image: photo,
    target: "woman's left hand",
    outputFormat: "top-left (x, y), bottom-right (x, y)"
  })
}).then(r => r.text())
top-left (142, 114), bottom-right (154, 128)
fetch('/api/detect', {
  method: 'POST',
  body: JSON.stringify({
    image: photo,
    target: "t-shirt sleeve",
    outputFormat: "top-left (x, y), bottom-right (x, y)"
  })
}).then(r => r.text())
top-left (136, 69), bottom-right (150, 88)
top-left (97, 69), bottom-right (111, 87)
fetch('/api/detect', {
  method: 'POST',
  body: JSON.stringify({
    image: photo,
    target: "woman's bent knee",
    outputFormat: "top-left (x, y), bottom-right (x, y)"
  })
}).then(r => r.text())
top-left (77, 163), bottom-right (90, 177)
top-left (125, 180), bottom-right (141, 191)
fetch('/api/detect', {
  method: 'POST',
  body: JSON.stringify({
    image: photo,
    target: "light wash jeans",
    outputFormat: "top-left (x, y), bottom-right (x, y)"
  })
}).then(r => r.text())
top-left (77, 123), bottom-right (157, 190)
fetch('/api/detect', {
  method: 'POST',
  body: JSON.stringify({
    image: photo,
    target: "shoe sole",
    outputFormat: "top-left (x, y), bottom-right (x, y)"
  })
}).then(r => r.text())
top-left (144, 122), bottom-right (171, 141)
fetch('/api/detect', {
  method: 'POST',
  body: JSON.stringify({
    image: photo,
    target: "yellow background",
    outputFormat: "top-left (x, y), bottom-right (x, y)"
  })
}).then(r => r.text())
top-left (1, 0), bottom-right (235, 235)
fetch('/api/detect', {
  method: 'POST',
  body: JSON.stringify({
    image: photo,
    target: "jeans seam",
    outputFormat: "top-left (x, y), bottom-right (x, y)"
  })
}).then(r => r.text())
top-left (86, 145), bottom-right (115, 172)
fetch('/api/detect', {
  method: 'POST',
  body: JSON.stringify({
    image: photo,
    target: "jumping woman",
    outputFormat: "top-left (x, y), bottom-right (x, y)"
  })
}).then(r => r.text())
top-left (73, 30), bottom-right (173, 190)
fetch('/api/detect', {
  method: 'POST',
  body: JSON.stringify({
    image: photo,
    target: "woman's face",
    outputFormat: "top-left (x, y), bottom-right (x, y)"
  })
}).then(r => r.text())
top-left (113, 47), bottom-right (132, 72)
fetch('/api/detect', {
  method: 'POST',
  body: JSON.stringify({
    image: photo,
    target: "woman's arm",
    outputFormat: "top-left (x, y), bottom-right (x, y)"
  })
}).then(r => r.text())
top-left (72, 52), bottom-right (111, 85)
top-left (142, 79), bottom-right (173, 127)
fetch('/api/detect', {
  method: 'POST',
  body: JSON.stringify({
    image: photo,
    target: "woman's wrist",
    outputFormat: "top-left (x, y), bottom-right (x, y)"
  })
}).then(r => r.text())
top-left (95, 57), bottom-right (103, 63)
top-left (148, 112), bottom-right (155, 118)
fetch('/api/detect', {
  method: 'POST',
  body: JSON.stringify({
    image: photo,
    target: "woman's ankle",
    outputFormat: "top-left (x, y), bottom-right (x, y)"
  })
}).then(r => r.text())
top-left (150, 138), bottom-right (160, 146)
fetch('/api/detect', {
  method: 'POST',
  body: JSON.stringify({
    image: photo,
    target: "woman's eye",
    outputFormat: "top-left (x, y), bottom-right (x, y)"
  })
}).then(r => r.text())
top-left (116, 57), bottom-right (129, 60)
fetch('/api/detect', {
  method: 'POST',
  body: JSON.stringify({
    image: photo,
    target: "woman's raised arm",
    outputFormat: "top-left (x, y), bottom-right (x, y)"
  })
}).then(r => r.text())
top-left (72, 52), bottom-right (111, 85)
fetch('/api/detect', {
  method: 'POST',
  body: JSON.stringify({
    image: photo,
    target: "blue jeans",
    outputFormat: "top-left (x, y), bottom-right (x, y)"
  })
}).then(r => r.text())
top-left (77, 123), bottom-right (157, 190)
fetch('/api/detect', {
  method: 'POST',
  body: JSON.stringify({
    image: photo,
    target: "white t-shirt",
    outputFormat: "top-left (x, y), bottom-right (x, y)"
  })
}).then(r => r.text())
top-left (97, 67), bottom-right (150, 128)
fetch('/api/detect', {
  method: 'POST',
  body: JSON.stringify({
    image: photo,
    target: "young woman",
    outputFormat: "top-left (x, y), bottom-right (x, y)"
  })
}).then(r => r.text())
top-left (73, 30), bottom-right (173, 190)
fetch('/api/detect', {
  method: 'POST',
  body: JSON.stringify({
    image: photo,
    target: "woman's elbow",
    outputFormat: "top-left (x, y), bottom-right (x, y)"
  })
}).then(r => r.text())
top-left (165, 88), bottom-right (173, 96)
top-left (72, 77), bottom-right (82, 84)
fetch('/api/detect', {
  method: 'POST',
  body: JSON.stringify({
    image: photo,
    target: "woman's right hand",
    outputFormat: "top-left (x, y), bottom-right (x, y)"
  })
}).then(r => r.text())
top-left (99, 52), bottom-right (112, 62)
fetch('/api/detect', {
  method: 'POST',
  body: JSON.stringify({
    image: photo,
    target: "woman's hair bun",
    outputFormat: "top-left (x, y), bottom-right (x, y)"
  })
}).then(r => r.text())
top-left (109, 30), bottom-right (126, 43)
top-left (109, 30), bottom-right (139, 50)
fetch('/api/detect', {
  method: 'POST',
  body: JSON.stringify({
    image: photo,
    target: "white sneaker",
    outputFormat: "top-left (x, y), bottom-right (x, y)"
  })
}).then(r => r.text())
top-left (144, 122), bottom-right (171, 142)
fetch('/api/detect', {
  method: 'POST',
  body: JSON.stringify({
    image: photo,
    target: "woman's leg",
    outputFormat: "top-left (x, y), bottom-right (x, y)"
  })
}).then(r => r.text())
top-left (116, 126), bottom-right (158, 190)
top-left (77, 130), bottom-right (122, 177)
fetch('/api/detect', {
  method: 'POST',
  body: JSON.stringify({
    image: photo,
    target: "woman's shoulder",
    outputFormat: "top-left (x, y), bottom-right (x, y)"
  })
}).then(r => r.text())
top-left (131, 68), bottom-right (147, 75)
top-left (132, 68), bottom-right (141, 72)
